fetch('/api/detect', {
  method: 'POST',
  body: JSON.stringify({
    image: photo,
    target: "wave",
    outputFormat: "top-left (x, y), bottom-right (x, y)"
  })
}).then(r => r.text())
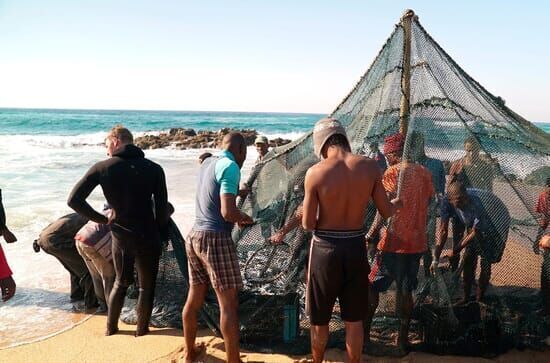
top-left (0, 129), bottom-right (307, 151)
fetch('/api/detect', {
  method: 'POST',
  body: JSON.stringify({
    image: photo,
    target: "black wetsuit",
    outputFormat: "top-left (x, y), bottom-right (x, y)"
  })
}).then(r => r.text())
top-left (68, 144), bottom-right (170, 334)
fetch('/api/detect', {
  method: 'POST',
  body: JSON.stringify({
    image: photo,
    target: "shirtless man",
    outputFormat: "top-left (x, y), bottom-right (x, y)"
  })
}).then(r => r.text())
top-left (449, 135), bottom-right (495, 192)
top-left (302, 118), bottom-right (399, 363)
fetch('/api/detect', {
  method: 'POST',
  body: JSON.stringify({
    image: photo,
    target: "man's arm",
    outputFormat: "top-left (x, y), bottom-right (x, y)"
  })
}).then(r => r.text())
top-left (217, 160), bottom-right (252, 225)
top-left (0, 190), bottom-right (17, 243)
top-left (302, 168), bottom-right (318, 231)
top-left (220, 194), bottom-right (252, 225)
top-left (371, 171), bottom-right (396, 219)
top-left (536, 193), bottom-right (549, 230)
top-left (67, 164), bottom-right (108, 224)
top-left (431, 219), bottom-right (449, 273)
top-left (154, 167), bottom-right (170, 228)
top-left (0, 190), bottom-right (6, 232)
top-left (270, 205), bottom-right (303, 244)
top-left (453, 227), bottom-right (478, 254)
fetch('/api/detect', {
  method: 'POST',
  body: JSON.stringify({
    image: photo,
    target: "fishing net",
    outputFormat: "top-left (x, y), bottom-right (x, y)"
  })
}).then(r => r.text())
top-left (123, 11), bottom-right (549, 357)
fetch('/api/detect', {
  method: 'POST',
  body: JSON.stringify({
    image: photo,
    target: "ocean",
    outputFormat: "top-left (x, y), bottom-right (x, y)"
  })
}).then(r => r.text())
top-left (0, 108), bottom-right (547, 348)
top-left (0, 108), bottom-right (322, 348)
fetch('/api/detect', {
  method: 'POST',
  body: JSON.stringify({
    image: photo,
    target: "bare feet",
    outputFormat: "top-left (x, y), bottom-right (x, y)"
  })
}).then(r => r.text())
top-left (105, 326), bottom-right (119, 336)
top-left (395, 335), bottom-right (411, 354)
top-left (185, 343), bottom-right (206, 363)
top-left (454, 296), bottom-right (472, 306)
top-left (135, 326), bottom-right (150, 337)
top-left (0, 276), bottom-right (16, 302)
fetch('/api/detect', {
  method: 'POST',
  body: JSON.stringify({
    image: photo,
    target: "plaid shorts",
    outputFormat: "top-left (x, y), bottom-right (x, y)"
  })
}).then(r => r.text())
top-left (185, 229), bottom-right (243, 291)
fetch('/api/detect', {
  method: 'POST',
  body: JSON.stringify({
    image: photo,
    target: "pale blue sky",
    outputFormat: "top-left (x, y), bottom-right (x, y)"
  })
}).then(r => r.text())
top-left (0, 1), bottom-right (548, 120)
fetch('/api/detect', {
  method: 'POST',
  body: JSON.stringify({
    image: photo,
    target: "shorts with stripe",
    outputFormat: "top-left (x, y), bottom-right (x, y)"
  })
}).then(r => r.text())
top-left (306, 230), bottom-right (369, 325)
top-left (186, 229), bottom-right (243, 291)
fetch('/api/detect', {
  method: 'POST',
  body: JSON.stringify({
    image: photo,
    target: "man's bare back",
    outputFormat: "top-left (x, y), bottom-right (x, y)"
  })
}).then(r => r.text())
top-left (303, 148), bottom-right (394, 231)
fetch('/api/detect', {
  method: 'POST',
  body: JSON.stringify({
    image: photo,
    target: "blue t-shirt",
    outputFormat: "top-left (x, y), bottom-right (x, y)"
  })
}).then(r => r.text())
top-left (419, 156), bottom-right (446, 195)
top-left (440, 189), bottom-right (489, 232)
top-left (193, 150), bottom-right (241, 232)
top-left (215, 150), bottom-right (241, 195)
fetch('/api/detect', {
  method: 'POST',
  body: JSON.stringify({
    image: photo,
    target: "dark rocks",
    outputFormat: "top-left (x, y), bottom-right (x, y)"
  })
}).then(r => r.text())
top-left (135, 128), bottom-right (292, 150)
top-left (269, 137), bottom-right (292, 148)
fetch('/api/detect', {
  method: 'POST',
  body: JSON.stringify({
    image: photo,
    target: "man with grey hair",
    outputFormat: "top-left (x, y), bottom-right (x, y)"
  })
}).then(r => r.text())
top-left (68, 125), bottom-right (170, 337)
top-left (302, 118), bottom-right (400, 363)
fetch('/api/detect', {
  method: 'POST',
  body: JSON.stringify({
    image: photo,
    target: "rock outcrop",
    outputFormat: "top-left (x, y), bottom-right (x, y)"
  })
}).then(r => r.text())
top-left (135, 128), bottom-right (291, 150)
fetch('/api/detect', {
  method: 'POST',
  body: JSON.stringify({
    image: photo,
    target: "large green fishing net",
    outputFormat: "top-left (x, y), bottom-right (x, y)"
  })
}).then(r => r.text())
top-left (123, 11), bottom-right (550, 357)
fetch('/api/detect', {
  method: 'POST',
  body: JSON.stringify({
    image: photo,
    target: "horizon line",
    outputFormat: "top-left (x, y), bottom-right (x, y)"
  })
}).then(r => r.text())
top-left (0, 106), bottom-right (327, 117)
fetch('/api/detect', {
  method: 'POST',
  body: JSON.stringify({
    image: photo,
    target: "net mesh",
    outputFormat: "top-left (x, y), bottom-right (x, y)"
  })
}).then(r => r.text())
top-left (124, 13), bottom-right (550, 356)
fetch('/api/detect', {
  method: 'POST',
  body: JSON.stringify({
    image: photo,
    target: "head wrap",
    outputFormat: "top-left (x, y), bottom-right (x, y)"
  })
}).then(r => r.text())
top-left (383, 133), bottom-right (405, 155)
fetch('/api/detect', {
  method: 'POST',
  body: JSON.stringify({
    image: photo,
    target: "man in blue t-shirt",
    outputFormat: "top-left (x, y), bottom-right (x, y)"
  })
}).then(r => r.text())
top-left (182, 132), bottom-right (253, 363)
top-left (432, 180), bottom-right (510, 304)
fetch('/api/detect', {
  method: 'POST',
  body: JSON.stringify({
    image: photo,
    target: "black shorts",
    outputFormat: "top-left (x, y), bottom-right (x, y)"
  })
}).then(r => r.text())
top-left (369, 251), bottom-right (422, 292)
top-left (306, 230), bottom-right (369, 325)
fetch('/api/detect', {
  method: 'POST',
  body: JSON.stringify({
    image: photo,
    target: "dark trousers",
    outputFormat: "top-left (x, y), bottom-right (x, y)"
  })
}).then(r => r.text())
top-left (107, 232), bottom-right (161, 333)
top-left (450, 223), bottom-right (491, 299)
top-left (542, 249), bottom-right (550, 308)
top-left (41, 244), bottom-right (97, 308)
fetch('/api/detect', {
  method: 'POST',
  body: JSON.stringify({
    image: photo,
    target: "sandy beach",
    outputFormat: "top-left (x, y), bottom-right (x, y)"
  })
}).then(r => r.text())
top-left (2, 314), bottom-right (549, 363)
top-left (1, 236), bottom-right (549, 362)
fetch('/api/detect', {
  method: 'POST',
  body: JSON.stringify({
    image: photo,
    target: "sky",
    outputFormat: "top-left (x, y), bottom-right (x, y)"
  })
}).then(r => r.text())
top-left (0, 1), bottom-right (549, 120)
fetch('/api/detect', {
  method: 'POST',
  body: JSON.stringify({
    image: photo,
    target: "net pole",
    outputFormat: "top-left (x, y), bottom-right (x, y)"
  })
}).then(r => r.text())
top-left (399, 9), bottom-right (415, 135)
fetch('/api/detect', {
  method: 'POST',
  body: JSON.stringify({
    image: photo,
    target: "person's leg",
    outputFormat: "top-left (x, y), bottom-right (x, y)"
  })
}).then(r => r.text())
top-left (364, 251), bottom-right (393, 345)
top-left (424, 210), bottom-right (436, 277)
top-left (50, 246), bottom-right (98, 308)
top-left (393, 253), bottom-right (416, 350)
top-left (477, 257), bottom-right (491, 301)
top-left (182, 230), bottom-right (211, 360)
top-left (106, 236), bottom-right (134, 335)
top-left (134, 243), bottom-right (161, 336)
top-left (460, 248), bottom-right (476, 305)
top-left (41, 245), bottom-right (84, 301)
top-left (214, 287), bottom-right (240, 363)
top-left (182, 283), bottom-right (208, 362)
top-left (90, 250), bottom-right (115, 309)
top-left (305, 235), bottom-right (342, 362)
top-left (364, 285), bottom-right (379, 345)
top-left (397, 291), bottom-right (413, 350)
top-left (76, 242), bottom-right (106, 307)
top-left (338, 236), bottom-right (368, 361)
top-left (344, 321), bottom-right (363, 363)
top-left (451, 222), bottom-right (465, 271)
top-left (542, 249), bottom-right (550, 314)
top-left (310, 324), bottom-right (329, 363)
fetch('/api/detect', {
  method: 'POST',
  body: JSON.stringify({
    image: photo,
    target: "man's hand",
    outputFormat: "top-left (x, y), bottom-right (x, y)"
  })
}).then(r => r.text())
top-left (390, 197), bottom-right (403, 210)
top-left (533, 242), bottom-right (541, 255)
top-left (106, 209), bottom-right (116, 225)
top-left (0, 276), bottom-right (16, 302)
top-left (1, 228), bottom-right (17, 243)
top-left (269, 230), bottom-right (285, 245)
top-left (238, 184), bottom-right (250, 199)
top-left (429, 261), bottom-right (439, 276)
top-left (237, 214), bottom-right (253, 228)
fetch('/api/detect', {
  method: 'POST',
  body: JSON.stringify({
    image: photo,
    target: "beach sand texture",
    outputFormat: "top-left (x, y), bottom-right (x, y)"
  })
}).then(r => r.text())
top-left (1, 237), bottom-right (548, 362)
top-left (2, 315), bottom-right (549, 363)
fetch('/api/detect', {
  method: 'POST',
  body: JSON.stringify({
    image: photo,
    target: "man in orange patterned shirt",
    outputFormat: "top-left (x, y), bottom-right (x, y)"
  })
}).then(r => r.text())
top-left (364, 133), bottom-right (434, 351)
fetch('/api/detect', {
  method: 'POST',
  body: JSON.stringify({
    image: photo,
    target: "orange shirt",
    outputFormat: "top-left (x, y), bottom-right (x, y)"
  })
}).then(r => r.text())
top-left (378, 163), bottom-right (435, 254)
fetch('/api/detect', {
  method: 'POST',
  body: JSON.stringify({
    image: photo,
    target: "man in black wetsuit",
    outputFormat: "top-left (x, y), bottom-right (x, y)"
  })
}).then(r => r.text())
top-left (68, 125), bottom-right (170, 337)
